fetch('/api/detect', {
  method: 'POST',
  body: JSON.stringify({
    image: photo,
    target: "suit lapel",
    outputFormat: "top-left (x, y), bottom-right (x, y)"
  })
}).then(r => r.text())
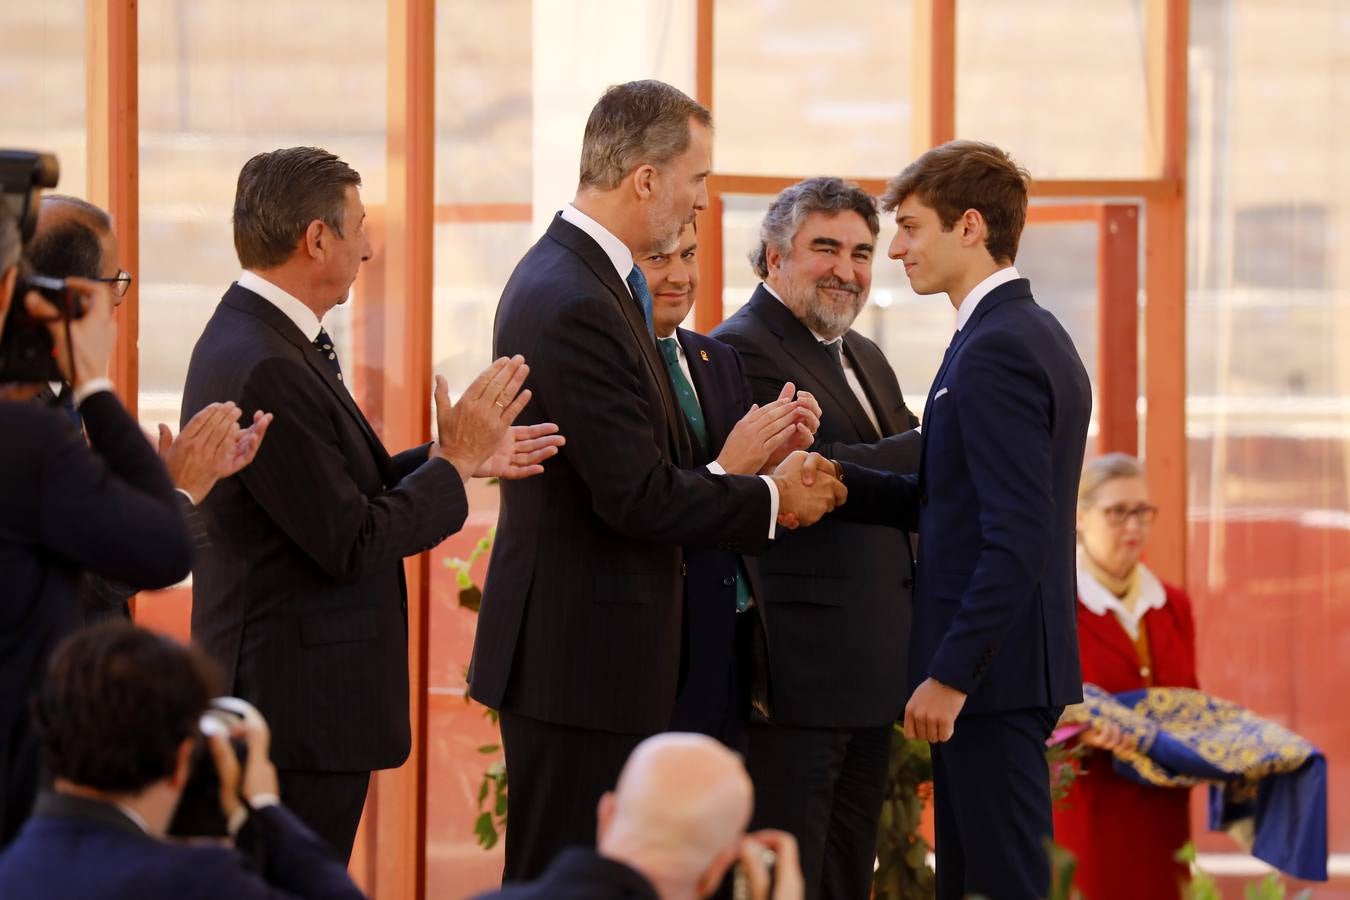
top-left (545, 217), bottom-right (688, 462)
top-left (917, 279), bottom-right (1034, 484)
top-left (223, 285), bottom-right (395, 477)
top-left (840, 336), bottom-right (896, 437)
top-left (678, 328), bottom-right (731, 456)
top-left (746, 287), bottom-right (879, 441)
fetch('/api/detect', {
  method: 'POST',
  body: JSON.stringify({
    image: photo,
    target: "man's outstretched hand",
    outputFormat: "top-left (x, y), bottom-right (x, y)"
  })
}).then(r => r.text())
top-left (474, 421), bottom-right (565, 479)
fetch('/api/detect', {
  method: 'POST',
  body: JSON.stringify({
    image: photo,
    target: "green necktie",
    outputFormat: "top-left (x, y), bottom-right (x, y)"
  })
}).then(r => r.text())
top-left (658, 337), bottom-right (752, 613)
top-left (658, 337), bottom-right (708, 455)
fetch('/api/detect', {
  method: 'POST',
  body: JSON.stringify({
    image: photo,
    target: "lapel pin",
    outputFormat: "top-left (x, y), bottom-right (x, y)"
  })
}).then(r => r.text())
top-left (699, 349), bottom-right (709, 362)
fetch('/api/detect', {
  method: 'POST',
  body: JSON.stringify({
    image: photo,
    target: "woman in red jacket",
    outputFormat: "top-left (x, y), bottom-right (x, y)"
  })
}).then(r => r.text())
top-left (1055, 453), bottom-right (1198, 900)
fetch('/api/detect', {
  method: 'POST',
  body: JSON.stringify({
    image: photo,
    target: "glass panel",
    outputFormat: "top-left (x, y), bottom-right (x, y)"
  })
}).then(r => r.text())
top-left (427, 2), bottom-right (532, 893)
top-left (956, 0), bottom-right (1151, 179)
top-left (1187, 0), bottom-right (1350, 858)
top-left (719, 194), bottom-right (1103, 429)
top-left (137, 0), bottom-right (388, 434)
top-left (713, 0), bottom-right (913, 178)
top-left (0, 2), bottom-right (87, 198)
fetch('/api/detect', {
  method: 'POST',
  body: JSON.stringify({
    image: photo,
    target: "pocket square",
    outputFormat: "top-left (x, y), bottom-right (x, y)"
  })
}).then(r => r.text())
top-left (934, 387), bottom-right (949, 400)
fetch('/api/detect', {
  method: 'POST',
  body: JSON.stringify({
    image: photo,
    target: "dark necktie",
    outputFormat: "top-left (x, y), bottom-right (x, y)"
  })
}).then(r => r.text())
top-left (659, 336), bottom-right (753, 613)
top-left (313, 328), bottom-right (344, 383)
top-left (626, 266), bottom-right (655, 335)
top-left (658, 337), bottom-right (708, 455)
top-left (820, 339), bottom-right (845, 372)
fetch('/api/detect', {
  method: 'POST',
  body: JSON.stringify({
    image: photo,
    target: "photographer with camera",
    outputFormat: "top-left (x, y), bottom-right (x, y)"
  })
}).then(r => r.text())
top-left (0, 153), bottom-right (193, 844)
top-left (23, 194), bottom-right (272, 623)
top-left (0, 623), bottom-right (365, 899)
top-left (476, 733), bottom-right (804, 900)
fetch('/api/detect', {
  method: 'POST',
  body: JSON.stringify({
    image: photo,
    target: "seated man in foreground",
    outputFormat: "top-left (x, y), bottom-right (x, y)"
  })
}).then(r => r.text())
top-left (477, 732), bottom-right (803, 900)
top-left (0, 623), bottom-right (364, 900)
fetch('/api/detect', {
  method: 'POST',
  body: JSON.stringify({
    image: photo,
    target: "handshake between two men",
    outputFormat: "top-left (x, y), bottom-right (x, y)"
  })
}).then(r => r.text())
top-left (700, 379), bottom-right (848, 532)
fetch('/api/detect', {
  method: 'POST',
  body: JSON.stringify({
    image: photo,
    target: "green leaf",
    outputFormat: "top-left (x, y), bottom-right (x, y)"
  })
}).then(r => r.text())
top-left (476, 743), bottom-right (500, 754)
top-left (458, 585), bottom-right (482, 612)
top-left (473, 811), bottom-right (498, 850)
top-left (476, 777), bottom-right (489, 807)
top-left (495, 790), bottom-right (509, 817)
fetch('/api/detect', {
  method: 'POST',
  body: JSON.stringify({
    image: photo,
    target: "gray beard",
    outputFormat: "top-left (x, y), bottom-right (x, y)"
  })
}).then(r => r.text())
top-left (780, 282), bottom-right (865, 341)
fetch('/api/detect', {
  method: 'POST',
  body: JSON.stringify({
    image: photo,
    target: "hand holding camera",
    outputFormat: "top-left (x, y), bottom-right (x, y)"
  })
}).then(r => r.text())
top-left (202, 697), bottom-right (280, 824)
top-left (20, 275), bottom-right (116, 388)
top-left (734, 828), bottom-right (804, 900)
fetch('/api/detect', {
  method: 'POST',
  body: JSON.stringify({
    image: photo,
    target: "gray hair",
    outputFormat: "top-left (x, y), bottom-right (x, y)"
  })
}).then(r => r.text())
top-left (750, 177), bottom-right (880, 279)
top-left (1079, 452), bottom-right (1145, 506)
top-left (578, 80), bottom-right (712, 191)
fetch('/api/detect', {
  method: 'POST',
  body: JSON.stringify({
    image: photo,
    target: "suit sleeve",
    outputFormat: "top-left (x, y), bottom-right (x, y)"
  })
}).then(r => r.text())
top-left (225, 804), bottom-right (367, 899)
top-left (392, 443), bottom-right (435, 480)
top-left (528, 293), bottom-right (770, 551)
top-left (926, 333), bottom-right (1056, 695)
top-left (832, 462), bottom-right (921, 531)
top-left (715, 325), bottom-right (922, 473)
top-left (236, 357), bottom-right (468, 582)
top-left (36, 391), bottom-right (192, 588)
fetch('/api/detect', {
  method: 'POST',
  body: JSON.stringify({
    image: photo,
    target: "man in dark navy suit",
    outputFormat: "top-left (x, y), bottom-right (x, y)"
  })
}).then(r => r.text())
top-left (809, 141), bottom-right (1092, 899)
top-left (0, 624), bottom-right (364, 900)
top-left (636, 223), bottom-right (818, 750)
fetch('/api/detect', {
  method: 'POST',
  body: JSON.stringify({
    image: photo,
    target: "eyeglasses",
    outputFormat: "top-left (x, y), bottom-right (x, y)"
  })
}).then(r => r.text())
top-left (1097, 503), bottom-right (1158, 526)
top-left (94, 270), bottom-right (133, 297)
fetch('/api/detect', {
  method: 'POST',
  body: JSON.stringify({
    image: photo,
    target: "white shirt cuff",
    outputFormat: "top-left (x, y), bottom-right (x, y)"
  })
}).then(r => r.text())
top-left (73, 378), bottom-right (115, 406)
top-left (759, 475), bottom-right (780, 539)
top-left (247, 792), bottom-right (281, 810)
top-left (175, 487), bottom-right (197, 506)
top-left (705, 461), bottom-right (726, 475)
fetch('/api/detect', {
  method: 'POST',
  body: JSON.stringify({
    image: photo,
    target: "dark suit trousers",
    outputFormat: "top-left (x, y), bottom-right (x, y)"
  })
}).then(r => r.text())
top-left (931, 707), bottom-right (1061, 900)
top-left (498, 711), bottom-right (644, 883)
top-left (747, 721), bottom-right (893, 900)
top-left (278, 769), bottom-right (370, 863)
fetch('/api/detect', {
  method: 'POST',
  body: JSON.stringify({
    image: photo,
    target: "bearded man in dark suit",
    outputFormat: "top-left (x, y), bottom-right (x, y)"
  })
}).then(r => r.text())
top-left (712, 177), bottom-right (922, 900)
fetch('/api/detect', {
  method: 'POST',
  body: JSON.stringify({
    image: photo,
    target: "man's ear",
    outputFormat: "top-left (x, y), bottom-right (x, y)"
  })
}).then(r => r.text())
top-left (696, 845), bottom-right (742, 898)
top-left (303, 219), bottom-right (326, 260)
top-left (959, 208), bottom-right (988, 250)
top-left (595, 790), bottom-right (615, 844)
top-left (764, 243), bottom-right (785, 275)
top-left (169, 738), bottom-right (196, 790)
top-left (631, 164), bottom-right (658, 202)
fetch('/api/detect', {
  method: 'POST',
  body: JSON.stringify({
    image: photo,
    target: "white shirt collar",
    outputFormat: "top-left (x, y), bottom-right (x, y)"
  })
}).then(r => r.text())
top-left (762, 281), bottom-right (839, 346)
top-left (955, 265), bottom-right (1020, 332)
top-left (1076, 558), bottom-right (1168, 640)
top-left (559, 204), bottom-right (635, 289)
top-left (114, 802), bottom-right (151, 836)
top-left (237, 269), bottom-right (324, 342)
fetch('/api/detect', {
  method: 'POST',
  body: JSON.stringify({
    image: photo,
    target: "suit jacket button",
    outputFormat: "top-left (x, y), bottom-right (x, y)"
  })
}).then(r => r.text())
top-left (920, 493), bottom-right (929, 505)
top-left (681, 563), bottom-right (688, 576)
top-left (722, 576), bottom-right (735, 587)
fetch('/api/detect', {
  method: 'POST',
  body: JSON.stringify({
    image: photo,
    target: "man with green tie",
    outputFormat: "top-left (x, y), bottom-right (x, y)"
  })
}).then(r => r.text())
top-left (637, 222), bottom-right (820, 749)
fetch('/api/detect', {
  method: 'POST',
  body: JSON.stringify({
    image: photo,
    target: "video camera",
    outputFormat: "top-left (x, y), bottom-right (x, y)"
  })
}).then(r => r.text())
top-left (0, 150), bottom-right (89, 383)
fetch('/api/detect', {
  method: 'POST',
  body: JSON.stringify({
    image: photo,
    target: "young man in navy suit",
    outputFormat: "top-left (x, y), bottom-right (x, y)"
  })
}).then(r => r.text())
top-left (809, 141), bottom-right (1092, 899)
top-left (637, 223), bottom-right (819, 750)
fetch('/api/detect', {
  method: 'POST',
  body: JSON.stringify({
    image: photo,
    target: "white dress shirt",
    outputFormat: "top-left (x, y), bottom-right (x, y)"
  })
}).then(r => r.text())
top-left (764, 282), bottom-right (882, 434)
top-left (560, 205), bottom-right (780, 537)
top-left (955, 265), bottom-right (1021, 332)
top-left (237, 269), bottom-right (324, 342)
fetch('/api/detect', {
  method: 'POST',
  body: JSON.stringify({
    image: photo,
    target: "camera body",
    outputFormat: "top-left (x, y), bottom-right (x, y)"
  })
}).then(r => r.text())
top-left (165, 697), bottom-right (255, 839)
top-left (0, 149), bottom-right (85, 384)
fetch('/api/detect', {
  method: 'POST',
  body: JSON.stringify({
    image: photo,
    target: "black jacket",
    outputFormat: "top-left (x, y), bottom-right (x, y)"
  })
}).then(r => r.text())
top-left (471, 214), bottom-right (772, 734)
top-left (0, 393), bottom-right (191, 840)
top-left (181, 283), bottom-right (468, 771)
top-left (713, 285), bottom-right (922, 727)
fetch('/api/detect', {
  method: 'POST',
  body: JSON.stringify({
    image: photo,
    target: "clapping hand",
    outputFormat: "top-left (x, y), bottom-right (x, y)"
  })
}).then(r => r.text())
top-left (432, 357), bottom-right (563, 481)
top-left (159, 402), bottom-right (274, 504)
